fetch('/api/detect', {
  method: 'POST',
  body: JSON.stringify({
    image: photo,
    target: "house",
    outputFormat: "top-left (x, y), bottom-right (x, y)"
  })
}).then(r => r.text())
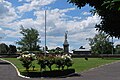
top-left (73, 49), bottom-right (91, 55)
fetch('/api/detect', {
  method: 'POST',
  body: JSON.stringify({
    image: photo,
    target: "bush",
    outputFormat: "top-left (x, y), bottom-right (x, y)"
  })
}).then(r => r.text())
top-left (18, 54), bottom-right (73, 72)
top-left (17, 53), bottom-right (36, 71)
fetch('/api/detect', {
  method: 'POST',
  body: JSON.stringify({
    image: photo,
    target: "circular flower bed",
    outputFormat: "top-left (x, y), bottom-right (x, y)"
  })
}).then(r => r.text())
top-left (17, 53), bottom-right (74, 77)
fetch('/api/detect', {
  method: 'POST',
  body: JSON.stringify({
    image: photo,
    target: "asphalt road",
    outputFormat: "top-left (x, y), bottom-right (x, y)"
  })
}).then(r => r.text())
top-left (42, 61), bottom-right (120, 80)
top-left (0, 60), bottom-right (29, 80)
top-left (0, 59), bottom-right (120, 80)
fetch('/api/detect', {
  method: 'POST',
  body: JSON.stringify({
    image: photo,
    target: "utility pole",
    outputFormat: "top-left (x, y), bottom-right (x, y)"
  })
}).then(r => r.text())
top-left (44, 10), bottom-right (47, 55)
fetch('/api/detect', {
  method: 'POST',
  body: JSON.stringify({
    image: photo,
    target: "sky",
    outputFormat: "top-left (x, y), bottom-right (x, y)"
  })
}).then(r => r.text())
top-left (0, 0), bottom-right (120, 52)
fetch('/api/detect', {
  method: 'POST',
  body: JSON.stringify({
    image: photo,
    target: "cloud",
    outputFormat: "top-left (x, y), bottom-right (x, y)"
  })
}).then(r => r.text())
top-left (0, 0), bottom-right (101, 50)
top-left (18, 0), bottom-right (23, 2)
top-left (0, 0), bottom-right (18, 23)
top-left (33, 8), bottom-right (76, 37)
top-left (17, 0), bottom-right (56, 13)
top-left (3, 7), bottom-right (101, 50)
top-left (36, 9), bottom-right (101, 49)
top-left (82, 11), bottom-right (91, 15)
top-left (0, 28), bottom-right (6, 39)
top-left (0, 40), bottom-right (15, 45)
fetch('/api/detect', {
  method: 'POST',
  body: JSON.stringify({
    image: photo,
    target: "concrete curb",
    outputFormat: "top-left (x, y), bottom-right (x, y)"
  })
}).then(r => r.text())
top-left (0, 58), bottom-right (30, 79)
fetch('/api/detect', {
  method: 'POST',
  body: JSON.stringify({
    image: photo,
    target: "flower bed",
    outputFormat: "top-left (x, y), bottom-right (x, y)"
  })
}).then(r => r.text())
top-left (17, 53), bottom-right (74, 77)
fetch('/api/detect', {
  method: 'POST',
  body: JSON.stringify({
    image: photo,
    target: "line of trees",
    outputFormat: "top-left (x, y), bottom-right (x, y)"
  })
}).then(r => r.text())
top-left (0, 43), bottom-right (17, 54)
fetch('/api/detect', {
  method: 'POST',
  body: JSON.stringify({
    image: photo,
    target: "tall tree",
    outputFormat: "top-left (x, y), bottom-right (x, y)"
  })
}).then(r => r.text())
top-left (115, 44), bottom-right (120, 54)
top-left (16, 26), bottom-right (40, 51)
top-left (0, 43), bottom-right (9, 54)
top-left (68, 0), bottom-right (120, 37)
top-left (8, 45), bottom-right (17, 54)
top-left (102, 0), bottom-right (120, 11)
top-left (88, 32), bottom-right (113, 55)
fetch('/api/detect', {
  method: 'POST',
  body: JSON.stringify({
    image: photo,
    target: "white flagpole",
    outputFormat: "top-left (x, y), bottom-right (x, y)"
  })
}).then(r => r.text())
top-left (44, 10), bottom-right (47, 55)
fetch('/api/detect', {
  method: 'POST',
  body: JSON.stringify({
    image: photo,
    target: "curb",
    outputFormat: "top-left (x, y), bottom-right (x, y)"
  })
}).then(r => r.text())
top-left (0, 58), bottom-right (30, 79)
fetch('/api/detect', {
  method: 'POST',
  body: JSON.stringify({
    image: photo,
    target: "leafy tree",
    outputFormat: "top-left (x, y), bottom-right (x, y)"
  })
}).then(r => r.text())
top-left (0, 43), bottom-right (9, 54)
top-left (18, 54), bottom-right (36, 72)
top-left (115, 44), bottom-right (120, 54)
top-left (48, 47), bottom-right (64, 54)
top-left (102, 0), bottom-right (120, 11)
top-left (68, 0), bottom-right (120, 37)
top-left (88, 32), bottom-right (113, 55)
top-left (8, 45), bottom-right (17, 54)
top-left (16, 26), bottom-right (40, 51)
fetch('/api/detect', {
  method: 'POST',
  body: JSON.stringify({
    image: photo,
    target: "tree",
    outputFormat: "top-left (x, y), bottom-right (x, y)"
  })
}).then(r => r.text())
top-left (16, 26), bottom-right (40, 51)
top-left (48, 47), bottom-right (64, 54)
top-left (102, 0), bottom-right (120, 11)
top-left (8, 45), bottom-right (17, 54)
top-left (0, 43), bottom-right (9, 54)
top-left (115, 44), bottom-right (120, 54)
top-left (88, 32), bottom-right (113, 55)
top-left (68, 0), bottom-right (120, 37)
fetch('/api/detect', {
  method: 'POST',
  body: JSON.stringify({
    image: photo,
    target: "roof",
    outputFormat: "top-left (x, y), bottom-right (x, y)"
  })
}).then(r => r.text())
top-left (73, 49), bottom-right (91, 52)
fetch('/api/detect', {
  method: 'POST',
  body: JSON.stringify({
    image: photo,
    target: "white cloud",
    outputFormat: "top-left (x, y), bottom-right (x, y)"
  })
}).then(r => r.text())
top-left (112, 38), bottom-right (120, 47)
top-left (82, 11), bottom-right (91, 15)
top-left (0, 0), bottom-right (101, 50)
top-left (0, 40), bottom-right (15, 45)
top-left (17, 0), bottom-right (56, 13)
top-left (33, 8), bottom-right (101, 49)
top-left (4, 7), bottom-right (101, 50)
top-left (4, 30), bottom-right (20, 38)
top-left (0, 0), bottom-right (18, 23)
top-left (18, 0), bottom-right (23, 2)
top-left (0, 28), bottom-right (6, 39)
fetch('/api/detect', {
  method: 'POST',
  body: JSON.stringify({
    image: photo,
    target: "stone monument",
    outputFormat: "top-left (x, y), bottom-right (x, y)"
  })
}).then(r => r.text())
top-left (63, 31), bottom-right (69, 53)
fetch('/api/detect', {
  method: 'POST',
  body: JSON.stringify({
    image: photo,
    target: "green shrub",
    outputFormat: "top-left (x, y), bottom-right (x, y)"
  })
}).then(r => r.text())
top-left (17, 54), bottom-right (36, 71)
top-left (18, 54), bottom-right (73, 72)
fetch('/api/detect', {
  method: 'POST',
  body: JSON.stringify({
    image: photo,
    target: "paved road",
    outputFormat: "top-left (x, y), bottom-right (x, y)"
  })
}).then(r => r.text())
top-left (41, 61), bottom-right (120, 80)
top-left (32, 61), bottom-right (120, 80)
top-left (0, 60), bottom-right (30, 80)
top-left (0, 59), bottom-right (120, 80)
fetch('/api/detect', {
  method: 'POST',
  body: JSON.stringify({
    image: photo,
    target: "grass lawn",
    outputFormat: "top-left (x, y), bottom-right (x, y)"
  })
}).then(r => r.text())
top-left (1, 58), bottom-right (120, 73)
top-left (72, 58), bottom-right (120, 72)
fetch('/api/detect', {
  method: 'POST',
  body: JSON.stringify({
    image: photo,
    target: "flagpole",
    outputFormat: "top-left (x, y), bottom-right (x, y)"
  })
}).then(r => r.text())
top-left (45, 10), bottom-right (47, 55)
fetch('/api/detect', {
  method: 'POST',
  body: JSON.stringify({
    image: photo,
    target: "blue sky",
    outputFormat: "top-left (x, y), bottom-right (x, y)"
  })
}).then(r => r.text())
top-left (0, 0), bottom-right (119, 52)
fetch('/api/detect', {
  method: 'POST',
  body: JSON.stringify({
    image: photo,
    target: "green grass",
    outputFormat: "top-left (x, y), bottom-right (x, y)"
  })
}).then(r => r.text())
top-left (72, 58), bottom-right (120, 72)
top-left (1, 58), bottom-right (120, 73)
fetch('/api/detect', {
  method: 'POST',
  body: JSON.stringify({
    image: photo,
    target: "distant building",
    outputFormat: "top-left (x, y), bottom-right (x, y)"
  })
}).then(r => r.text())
top-left (73, 49), bottom-right (91, 55)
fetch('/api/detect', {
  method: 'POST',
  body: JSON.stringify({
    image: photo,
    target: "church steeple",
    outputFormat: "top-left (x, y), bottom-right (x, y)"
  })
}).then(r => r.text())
top-left (63, 31), bottom-right (69, 53)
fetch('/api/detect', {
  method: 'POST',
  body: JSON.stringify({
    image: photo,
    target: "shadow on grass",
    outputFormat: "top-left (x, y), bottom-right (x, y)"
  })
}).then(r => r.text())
top-left (21, 69), bottom-right (81, 78)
